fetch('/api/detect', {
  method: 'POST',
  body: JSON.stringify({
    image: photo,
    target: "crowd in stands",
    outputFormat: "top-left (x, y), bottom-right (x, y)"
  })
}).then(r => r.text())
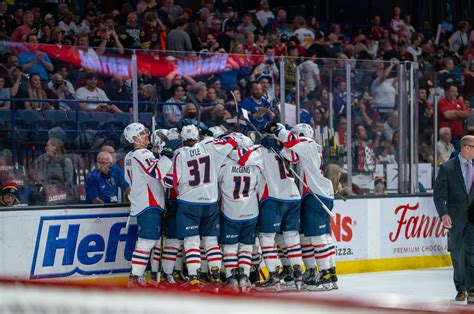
top-left (0, 0), bottom-right (473, 205)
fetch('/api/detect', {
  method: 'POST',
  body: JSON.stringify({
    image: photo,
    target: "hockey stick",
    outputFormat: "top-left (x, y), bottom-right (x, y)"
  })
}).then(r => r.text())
top-left (239, 107), bottom-right (335, 218)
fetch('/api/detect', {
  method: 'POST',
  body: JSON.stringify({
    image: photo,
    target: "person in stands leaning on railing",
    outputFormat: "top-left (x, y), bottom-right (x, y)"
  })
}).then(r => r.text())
top-left (16, 72), bottom-right (52, 110)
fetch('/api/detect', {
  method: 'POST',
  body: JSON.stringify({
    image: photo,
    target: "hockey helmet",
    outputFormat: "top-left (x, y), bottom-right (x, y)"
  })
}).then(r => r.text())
top-left (232, 132), bottom-right (254, 148)
top-left (291, 123), bottom-right (314, 138)
top-left (180, 124), bottom-right (200, 141)
top-left (123, 122), bottom-right (147, 144)
top-left (167, 128), bottom-right (181, 140)
top-left (209, 125), bottom-right (227, 138)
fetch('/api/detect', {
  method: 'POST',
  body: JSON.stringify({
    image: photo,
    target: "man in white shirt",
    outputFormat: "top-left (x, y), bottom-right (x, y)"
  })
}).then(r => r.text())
top-left (75, 73), bottom-right (122, 112)
top-left (437, 127), bottom-right (455, 163)
top-left (255, 0), bottom-right (274, 29)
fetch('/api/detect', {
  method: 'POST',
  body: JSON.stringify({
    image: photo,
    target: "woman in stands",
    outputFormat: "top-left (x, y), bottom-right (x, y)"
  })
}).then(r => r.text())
top-left (29, 137), bottom-right (75, 204)
top-left (22, 73), bottom-right (52, 110)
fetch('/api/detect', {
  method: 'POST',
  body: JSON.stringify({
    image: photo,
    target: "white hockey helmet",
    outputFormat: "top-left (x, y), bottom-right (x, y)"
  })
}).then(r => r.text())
top-left (124, 122), bottom-right (146, 144)
top-left (209, 125), bottom-right (227, 138)
top-left (167, 128), bottom-right (181, 140)
top-left (291, 123), bottom-right (314, 138)
top-left (180, 124), bottom-right (200, 141)
top-left (232, 132), bottom-right (254, 148)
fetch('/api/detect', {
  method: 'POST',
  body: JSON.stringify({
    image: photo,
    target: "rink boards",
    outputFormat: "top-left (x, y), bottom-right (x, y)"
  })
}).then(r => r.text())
top-left (0, 196), bottom-right (451, 280)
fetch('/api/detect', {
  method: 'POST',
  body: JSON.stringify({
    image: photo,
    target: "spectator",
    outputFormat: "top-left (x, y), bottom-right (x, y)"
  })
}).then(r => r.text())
top-left (371, 60), bottom-right (398, 115)
top-left (58, 10), bottom-right (78, 36)
top-left (77, 10), bottom-right (97, 35)
top-left (30, 138), bottom-right (75, 204)
top-left (339, 173), bottom-right (365, 196)
top-left (438, 84), bottom-right (469, 149)
top-left (18, 34), bottom-right (54, 81)
top-left (437, 127), bottom-right (455, 163)
top-left (201, 33), bottom-right (221, 52)
top-left (299, 50), bottom-right (320, 93)
top-left (38, 24), bottom-right (52, 44)
top-left (236, 14), bottom-right (256, 43)
top-left (218, 24), bottom-right (237, 52)
top-left (117, 12), bottom-right (140, 48)
top-left (75, 73), bottom-right (122, 113)
top-left (382, 110), bottom-right (399, 143)
top-left (333, 78), bottom-right (348, 122)
top-left (374, 177), bottom-right (387, 195)
top-left (46, 73), bottom-right (75, 110)
top-left (240, 82), bottom-right (275, 131)
top-left (201, 17), bottom-right (223, 42)
top-left (255, 0), bottom-right (274, 29)
top-left (403, 15), bottom-right (416, 41)
top-left (389, 6), bottom-right (406, 43)
top-left (449, 21), bottom-right (469, 54)
top-left (324, 163), bottom-right (343, 196)
top-left (19, 73), bottom-right (52, 110)
top-left (140, 11), bottom-right (165, 49)
top-left (0, 76), bottom-right (10, 109)
top-left (0, 183), bottom-right (20, 207)
top-left (293, 16), bottom-right (314, 49)
top-left (406, 33), bottom-right (423, 62)
top-left (160, 0), bottom-right (183, 23)
top-left (85, 151), bottom-right (129, 204)
top-left (163, 84), bottom-right (185, 127)
top-left (418, 87), bottom-right (434, 133)
top-left (352, 124), bottom-right (376, 173)
top-left (10, 10), bottom-right (33, 42)
top-left (93, 19), bottom-right (125, 55)
top-left (371, 15), bottom-right (384, 40)
top-left (104, 76), bottom-right (131, 111)
top-left (166, 18), bottom-right (192, 56)
top-left (202, 104), bottom-right (228, 127)
top-left (181, 101), bottom-right (198, 120)
top-left (419, 129), bottom-right (436, 164)
top-left (137, 84), bottom-right (157, 112)
top-left (440, 15), bottom-right (454, 36)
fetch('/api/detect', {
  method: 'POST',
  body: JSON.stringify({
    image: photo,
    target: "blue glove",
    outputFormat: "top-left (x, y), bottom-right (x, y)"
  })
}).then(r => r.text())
top-left (161, 139), bottom-right (182, 158)
top-left (260, 135), bottom-right (283, 152)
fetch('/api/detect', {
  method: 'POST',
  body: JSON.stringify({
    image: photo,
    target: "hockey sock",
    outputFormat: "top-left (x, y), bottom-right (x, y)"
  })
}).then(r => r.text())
top-left (223, 244), bottom-right (239, 278)
top-left (283, 231), bottom-right (303, 267)
top-left (200, 245), bottom-right (209, 274)
top-left (151, 239), bottom-right (162, 273)
top-left (251, 238), bottom-right (261, 268)
top-left (259, 232), bottom-right (279, 273)
top-left (275, 233), bottom-right (290, 267)
top-left (238, 244), bottom-right (253, 276)
top-left (175, 240), bottom-right (184, 272)
top-left (162, 238), bottom-right (180, 275)
top-left (131, 238), bottom-right (155, 277)
top-left (203, 236), bottom-right (222, 270)
top-left (301, 235), bottom-right (316, 270)
top-left (311, 235), bottom-right (333, 271)
top-left (183, 235), bottom-right (201, 276)
top-left (326, 234), bottom-right (337, 269)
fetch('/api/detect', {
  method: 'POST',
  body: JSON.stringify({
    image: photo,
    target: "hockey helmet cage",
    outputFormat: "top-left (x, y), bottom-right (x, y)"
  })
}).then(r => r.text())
top-left (124, 122), bottom-right (146, 144)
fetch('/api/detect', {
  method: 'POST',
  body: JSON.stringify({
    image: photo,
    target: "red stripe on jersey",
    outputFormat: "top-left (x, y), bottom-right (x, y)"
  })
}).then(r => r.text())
top-left (238, 148), bottom-right (257, 166)
top-left (147, 185), bottom-right (160, 207)
top-left (260, 183), bottom-right (269, 201)
top-left (133, 157), bottom-right (158, 179)
top-left (303, 173), bottom-right (309, 195)
top-left (168, 188), bottom-right (178, 200)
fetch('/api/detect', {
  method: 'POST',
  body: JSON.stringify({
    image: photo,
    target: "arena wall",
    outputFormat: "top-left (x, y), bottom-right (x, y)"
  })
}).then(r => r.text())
top-left (0, 196), bottom-right (451, 281)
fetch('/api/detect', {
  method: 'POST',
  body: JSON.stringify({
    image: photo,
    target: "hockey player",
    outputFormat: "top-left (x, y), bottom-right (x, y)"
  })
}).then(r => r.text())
top-left (271, 122), bottom-right (337, 290)
top-left (124, 122), bottom-right (181, 287)
top-left (164, 124), bottom-right (238, 287)
top-left (238, 130), bottom-right (304, 291)
top-left (218, 133), bottom-right (262, 292)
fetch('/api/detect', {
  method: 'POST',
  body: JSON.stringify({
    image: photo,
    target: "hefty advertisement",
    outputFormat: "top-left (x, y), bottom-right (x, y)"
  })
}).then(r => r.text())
top-left (30, 213), bottom-right (137, 279)
top-left (331, 199), bottom-right (369, 261)
top-left (379, 198), bottom-right (448, 258)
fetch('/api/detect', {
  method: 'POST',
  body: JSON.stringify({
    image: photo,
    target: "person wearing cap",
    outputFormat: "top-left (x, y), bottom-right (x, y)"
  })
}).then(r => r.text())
top-left (0, 183), bottom-right (20, 207)
top-left (77, 10), bottom-right (97, 35)
top-left (75, 73), bottom-right (122, 113)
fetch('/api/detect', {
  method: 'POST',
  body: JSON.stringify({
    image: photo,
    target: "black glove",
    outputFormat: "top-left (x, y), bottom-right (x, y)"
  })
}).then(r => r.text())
top-left (260, 135), bottom-right (283, 152)
top-left (264, 121), bottom-right (279, 134)
top-left (161, 139), bottom-right (182, 159)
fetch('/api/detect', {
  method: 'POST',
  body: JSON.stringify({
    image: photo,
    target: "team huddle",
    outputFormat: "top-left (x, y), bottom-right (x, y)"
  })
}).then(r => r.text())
top-left (122, 120), bottom-right (337, 292)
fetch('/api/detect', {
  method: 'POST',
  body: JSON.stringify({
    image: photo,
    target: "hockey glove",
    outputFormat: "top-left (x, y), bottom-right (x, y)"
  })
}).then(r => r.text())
top-left (260, 135), bottom-right (283, 152)
top-left (161, 139), bottom-right (182, 159)
top-left (264, 121), bottom-right (285, 136)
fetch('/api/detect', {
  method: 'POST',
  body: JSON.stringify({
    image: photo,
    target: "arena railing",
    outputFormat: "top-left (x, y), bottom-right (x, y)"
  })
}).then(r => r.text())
top-left (0, 41), bottom-right (430, 208)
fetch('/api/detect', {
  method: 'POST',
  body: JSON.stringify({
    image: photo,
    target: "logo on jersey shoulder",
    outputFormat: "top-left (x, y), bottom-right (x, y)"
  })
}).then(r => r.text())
top-left (31, 213), bottom-right (137, 279)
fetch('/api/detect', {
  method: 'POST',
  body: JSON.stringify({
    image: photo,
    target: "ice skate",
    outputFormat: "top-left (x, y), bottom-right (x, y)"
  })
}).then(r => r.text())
top-left (293, 265), bottom-right (303, 290)
top-left (306, 269), bottom-right (334, 291)
top-left (161, 272), bottom-right (177, 286)
top-left (183, 275), bottom-right (202, 291)
top-left (172, 270), bottom-right (188, 284)
top-left (330, 267), bottom-right (339, 289)
top-left (148, 271), bottom-right (161, 287)
top-left (255, 272), bottom-right (281, 292)
top-left (249, 265), bottom-right (260, 285)
top-left (279, 265), bottom-right (294, 287)
top-left (238, 268), bottom-right (252, 293)
top-left (209, 266), bottom-right (222, 293)
top-left (128, 274), bottom-right (147, 288)
top-left (225, 268), bottom-right (240, 292)
top-left (303, 268), bottom-right (317, 285)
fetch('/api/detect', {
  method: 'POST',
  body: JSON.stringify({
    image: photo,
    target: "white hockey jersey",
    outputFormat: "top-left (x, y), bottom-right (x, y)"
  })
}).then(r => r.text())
top-left (277, 129), bottom-right (334, 201)
top-left (164, 137), bottom-right (237, 204)
top-left (218, 149), bottom-right (262, 221)
top-left (124, 148), bottom-right (172, 216)
top-left (238, 145), bottom-right (300, 202)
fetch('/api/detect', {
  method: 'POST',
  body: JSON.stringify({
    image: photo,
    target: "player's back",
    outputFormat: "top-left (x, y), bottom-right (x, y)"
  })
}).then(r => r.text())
top-left (124, 148), bottom-right (170, 216)
top-left (218, 151), bottom-right (261, 221)
top-left (173, 139), bottom-right (231, 204)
